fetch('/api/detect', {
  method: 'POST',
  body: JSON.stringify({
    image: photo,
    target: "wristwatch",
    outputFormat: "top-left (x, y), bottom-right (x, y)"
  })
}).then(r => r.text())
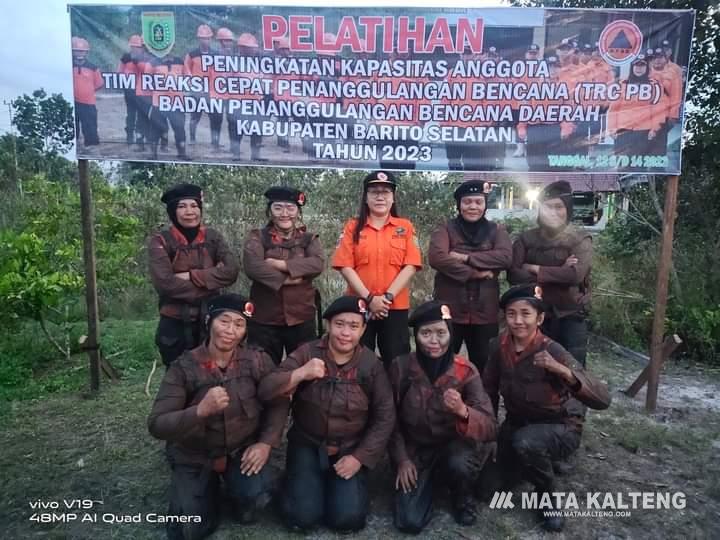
top-left (384, 292), bottom-right (394, 302)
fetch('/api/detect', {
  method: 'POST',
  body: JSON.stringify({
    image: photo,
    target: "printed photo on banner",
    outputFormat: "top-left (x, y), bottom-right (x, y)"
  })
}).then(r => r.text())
top-left (69, 5), bottom-right (693, 174)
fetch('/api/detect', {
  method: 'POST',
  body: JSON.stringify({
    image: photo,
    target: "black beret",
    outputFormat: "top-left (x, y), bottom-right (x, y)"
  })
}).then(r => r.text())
top-left (363, 170), bottom-right (397, 190)
top-left (541, 180), bottom-right (572, 201)
top-left (322, 295), bottom-right (369, 321)
top-left (408, 301), bottom-right (452, 328)
top-left (264, 186), bottom-right (306, 207)
top-left (540, 180), bottom-right (573, 218)
top-left (453, 180), bottom-right (487, 202)
top-left (499, 284), bottom-right (545, 312)
top-left (207, 293), bottom-right (254, 319)
top-left (161, 183), bottom-right (203, 205)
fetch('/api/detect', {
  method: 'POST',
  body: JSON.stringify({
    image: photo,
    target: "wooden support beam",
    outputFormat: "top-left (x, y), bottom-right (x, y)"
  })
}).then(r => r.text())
top-left (646, 175), bottom-right (680, 412)
top-left (78, 159), bottom-right (101, 393)
top-left (624, 334), bottom-right (682, 397)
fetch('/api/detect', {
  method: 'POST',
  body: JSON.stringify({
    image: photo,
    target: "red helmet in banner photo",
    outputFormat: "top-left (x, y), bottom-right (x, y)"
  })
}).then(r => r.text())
top-left (196, 24), bottom-right (213, 39)
top-left (71, 36), bottom-right (90, 51)
top-left (237, 33), bottom-right (259, 48)
top-left (598, 19), bottom-right (643, 66)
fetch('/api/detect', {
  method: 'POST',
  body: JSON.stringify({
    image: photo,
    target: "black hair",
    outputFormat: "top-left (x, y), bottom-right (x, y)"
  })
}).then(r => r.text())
top-left (352, 188), bottom-right (399, 244)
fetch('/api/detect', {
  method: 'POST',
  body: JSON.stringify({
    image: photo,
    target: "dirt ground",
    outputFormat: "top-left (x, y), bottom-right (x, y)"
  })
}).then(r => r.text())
top-left (2, 337), bottom-right (719, 540)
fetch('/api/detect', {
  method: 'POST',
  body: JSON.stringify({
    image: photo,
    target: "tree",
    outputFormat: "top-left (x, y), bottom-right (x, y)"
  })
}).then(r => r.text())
top-left (0, 229), bottom-right (83, 359)
top-left (11, 89), bottom-right (74, 155)
top-left (0, 174), bottom-right (147, 358)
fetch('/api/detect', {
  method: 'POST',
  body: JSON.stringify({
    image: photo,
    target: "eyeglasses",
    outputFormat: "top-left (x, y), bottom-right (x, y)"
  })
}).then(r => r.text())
top-left (367, 189), bottom-right (393, 199)
top-left (270, 203), bottom-right (299, 214)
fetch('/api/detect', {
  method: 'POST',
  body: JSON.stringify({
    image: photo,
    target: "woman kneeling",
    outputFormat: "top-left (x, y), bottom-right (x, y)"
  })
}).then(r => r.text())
top-left (390, 301), bottom-right (497, 534)
top-left (480, 285), bottom-right (611, 532)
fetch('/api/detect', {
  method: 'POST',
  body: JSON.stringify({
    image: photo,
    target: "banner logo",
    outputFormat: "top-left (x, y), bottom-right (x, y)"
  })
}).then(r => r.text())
top-left (598, 19), bottom-right (643, 66)
top-left (142, 11), bottom-right (175, 58)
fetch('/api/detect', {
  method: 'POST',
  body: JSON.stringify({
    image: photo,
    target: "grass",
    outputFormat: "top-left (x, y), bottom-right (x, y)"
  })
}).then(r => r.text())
top-left (0, 318), bottom-right (156, 405)
top-left (1, 322), bottom-right (720, 539)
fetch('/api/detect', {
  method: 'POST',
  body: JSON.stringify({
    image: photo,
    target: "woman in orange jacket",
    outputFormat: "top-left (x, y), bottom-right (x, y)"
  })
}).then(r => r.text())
top-left (607, 55), bottom-right (668, 166)
top-left (331, 171), bottom-right (423, 368)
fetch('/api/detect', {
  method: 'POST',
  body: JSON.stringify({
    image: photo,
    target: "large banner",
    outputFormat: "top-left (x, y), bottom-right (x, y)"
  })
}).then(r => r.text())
top-left (68, 5), bottom-right (694, 174)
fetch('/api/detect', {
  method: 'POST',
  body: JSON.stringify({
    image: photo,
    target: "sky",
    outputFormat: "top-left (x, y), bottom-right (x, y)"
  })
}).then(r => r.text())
top-left (0, 0), bottom-right (506, 138)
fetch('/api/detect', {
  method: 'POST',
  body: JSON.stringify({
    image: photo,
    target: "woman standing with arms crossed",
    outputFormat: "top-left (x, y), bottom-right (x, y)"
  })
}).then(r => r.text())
top-left (332, 171), bottom-right (423, 368)
top-left (428, 180), bottom-right (512, 373)
top-left (148, 183), bottom-right (239, 366)
top-left (243, 187), bottom-right (324, 364)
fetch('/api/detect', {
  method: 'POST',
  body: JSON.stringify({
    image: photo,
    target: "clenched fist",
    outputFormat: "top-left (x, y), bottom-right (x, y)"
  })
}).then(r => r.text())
top-left (533, 350), bottom-right (575, 384)
top-left (302, 357), bottom-right (327, 381)
top-left (443, 388), bottom-right (468, 417)
top-left (197, 386), bottom-right (230, 418)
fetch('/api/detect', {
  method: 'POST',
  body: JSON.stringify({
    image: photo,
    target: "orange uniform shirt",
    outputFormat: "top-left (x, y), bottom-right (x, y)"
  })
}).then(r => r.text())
top-left (607, 80), bottom-right (669, 134)
top-left (152, 57), bottom-right (186, 106)
top-left (184, 47), bottom-right (216, 78)
top-left (73, 62), bottom-right (103, 105)
top-left (332, 216), bottom-right (422, 310)
top-left (651, 66), bottom-right (683, 121)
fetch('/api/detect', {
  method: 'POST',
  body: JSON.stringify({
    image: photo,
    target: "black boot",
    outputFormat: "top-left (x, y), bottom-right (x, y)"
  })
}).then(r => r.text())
top-left (251, 145), bottom-right (267, 162)
top-left (230, 139), bottom-right (240, 158)
top-left (452, 493), bottom-right (477, 526)
top-left (537, 491), bottom-right (565, 532)
top-left (189, 120), bottom-right (198, 143)
top-left (176, 142), bottom-right (191, 161)
top-left (160, 135), bottom-right (168, 151)
top-left (150, 142), bottom-right (158, 160)
top-left (552, 459), bottom-right (574, 476)
top-left (211, 130), bottom-right (222, 152)
top-left (126, 129), bottom-right (134, 146)
top-left (135, 137), bottom-right (145, 152)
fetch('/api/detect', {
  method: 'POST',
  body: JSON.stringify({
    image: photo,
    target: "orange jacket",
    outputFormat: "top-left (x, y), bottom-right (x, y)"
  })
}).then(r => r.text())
top-left (134, 59), bottom-right (155, 98)
top-left (573, 59), bottom-right (615, 108)
top-left (651, 66), bottom-right (683, 121)
top-left (117, 53), bottom-right (136, 75)
top-left (340, 72), bottom-right (377, 110)
top-left (516, 73), bottom-right (575, 139)
top-left (73, 61), bottom-right (103, 105)
top-left (184, 47), bottom-right (216, 78)
top-left (374, 75), bottom-right (428, 127)
top-left (442, 71), bottom-right (498, 128)
top-left (151, 57), bottom-right (186, 106)
top-left (607, 80), bottom-right (669, 134)
top-left (331, 216), bottom-right (422, 310)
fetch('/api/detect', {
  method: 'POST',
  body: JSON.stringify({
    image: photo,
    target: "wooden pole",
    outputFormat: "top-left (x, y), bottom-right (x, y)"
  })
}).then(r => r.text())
top-left (646, 175), bottom-right (680, 412)
top-left (625, 334), bottom-right (682, 397)
top-left (78, 159), bottom-right (101, 393)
